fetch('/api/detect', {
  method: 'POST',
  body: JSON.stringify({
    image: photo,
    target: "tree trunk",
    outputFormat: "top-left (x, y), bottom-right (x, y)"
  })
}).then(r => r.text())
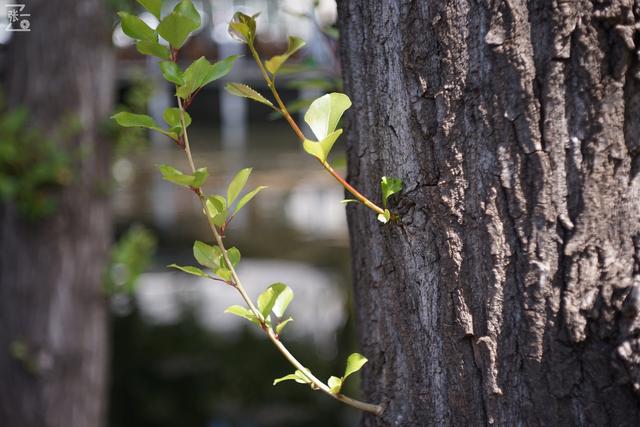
top-left (0, 1), bottom-right (114, 426)
top-left (338, 1), bottom-right (640, 425)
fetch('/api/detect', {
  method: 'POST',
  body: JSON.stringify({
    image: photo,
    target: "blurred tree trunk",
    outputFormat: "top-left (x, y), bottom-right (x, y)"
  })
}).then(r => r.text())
top-left (0, 1), bottom-right (114, 426)
top-left (338, 1), bottom-right (640, 425)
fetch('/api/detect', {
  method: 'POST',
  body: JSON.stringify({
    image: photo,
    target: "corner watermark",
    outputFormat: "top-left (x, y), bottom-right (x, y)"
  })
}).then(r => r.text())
top-left (5, 3), bottom-right (30, 32)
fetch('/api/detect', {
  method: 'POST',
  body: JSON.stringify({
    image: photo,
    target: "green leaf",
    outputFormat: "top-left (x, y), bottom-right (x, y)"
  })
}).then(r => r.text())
top-left (137, 0), bottom-right (162, 20)
top-left (275, 317), bottom-right (293, 335)
top-left (162, 107), bottom-right (191, 131)
top-left (224, 305), bottom-right (260, 326)
top-left (112, 112), bottom-right (158, 129)
top-left (304, 92), bottom-right (352, 141)
top-left (234, 185), bottom-right (267, 213)
top-left (343, 353), bottom-right (368, 380)
top-left (112, 112), bottom-right (176, 138)
top-left (157, 7), bottom-right (199, 49)
top-left (159, 61), bottom-right (185, 86)
top-left (257, 283), bottom-right (294, 318)
top-left (205, 195), bottom-right (228, 226)
top-left (273, 369), bottom-right (311, 386)
top-left (227, 168), bottom-right (252, 206)
top-left (328, 376), bottom-right (343, 394)
top-left (228, 11), bottom-right (257, 44)
top-left (168, 264), bottom-right (210, 278)
top-left (177, 56), bottom-right (239, 99)
top-left (340, 199), bottom-right (359, 204)
top-left (377, 209), bottom-right (391, 224)
top-left (273, 373), bottom-right (299, 385)
top-left (136, 39), bottom-right (171, 59)
top-left (227, 247), bottom-right (241, 267)
top-left (193, 240), bottom-right (220, 269)
top-left (191, 168), bottom-right (208, 188)
top-left (380, 176), bottom-right (403, 208)
top-left (118, 12), bottom-right (156, 41)
top-left (174, 0), bottom-right (200, 27)
top-left (302, 129), bottom-right (343, 163)
top-left (215, 267), bottom-right (233, 281)
top-left (225, 83), bottom-right (274, 108)
top-left (158, 164), bottom-right (207, 188)
top-left (265, 36), bottom-right (306, 75)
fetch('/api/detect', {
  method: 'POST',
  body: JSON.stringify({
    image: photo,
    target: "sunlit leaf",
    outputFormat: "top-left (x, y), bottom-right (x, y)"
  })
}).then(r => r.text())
top-left (168, 264), bottom-right (210, 278)
top-left (265, 36), bottom-right (306, 75)
top-left (225, 83), bottom-right (274, 108)
top-left (302, 129), bottom-right (342, 163)
top-left (275, 317), bottom-right (293, 335)
top-left (227, 247), bottom-right (241, 267)
top-left (225, 305), bottom-right (260, 326)
top-left (257, 283), bottom-right (293, 318)
top-left (157, 164), bottom-right (207, 188)
top-left (273, 369), bottom-right (311, 386)
top-left (234, 185), bottom-right (267, 213)
top-left (227, 167), bottom-right (252, 206)
top-left (304, 92), bottom-right (351, 140)
top-left (118, 12), bottom-right (156, 41)
top-left (343, 353), bottom-right (368, 380)
top-left (216, 267), bottom-right (233, 281)
top-left (328, 376), bottom-right (342, 394)
top-left (204, 195), bottom-right (228, 227)
top-left (380, 176), bottom-right (403, 208)
top-left (193, 240), bottom-right (220, 270)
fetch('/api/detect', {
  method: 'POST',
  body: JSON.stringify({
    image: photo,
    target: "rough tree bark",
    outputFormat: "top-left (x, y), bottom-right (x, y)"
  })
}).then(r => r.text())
top-left (338, 1), bottom-right (640, 425)
top-left (0, 1), bottom-right (114, 426)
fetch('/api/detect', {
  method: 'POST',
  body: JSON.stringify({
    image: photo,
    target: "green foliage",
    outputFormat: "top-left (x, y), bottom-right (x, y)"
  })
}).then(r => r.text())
top-left (168, 264), bottom-right (210, 278)
top-left (274, 369), bottom-right (312, 386)
top-left (111, 3), bottom-right (385, 413)
top-left (380, 176), bottom-right (402, 208)
top-left (265, 36), bottom-right (306, 76)
top-left (302, 93), bottom-right (351, 162)
top-left (304, 93), bottom-right (352, 141)
top-left (105, 224), bottom-right (157, 295)
top-left (190, 240), bottom-right (239, 282)
top-left (0, 103), bottom-right (74, 220)
top-left (162, 107), bottom-right (190, 136)
top-left (118, 11), bottom-right (155, 40)
top-left (228, 11), bottom-right (258, 45)
top-left (257, 283), bottom-right (294, 318)
top-left (176, 56), bottom-right (239, 100)
top-left (159, 61), bottom-right (185, 86)
top-left (157, 0), bottom-right (200, 49)
top-left (137, 0), bottom-right (162, 19)
top-left (225, 83), bottom-right (274, 108)
top-left (325, 353), bottom-right (368, 395)
top-left (158, 164), bottom-right (207, 188)
top-left (112, 112), bottom-right (177, 140)
top-left (136, 39), bottom-right (170, 59)
top-left (225, 305), bottom-right (261, 326)
top-left (377, 176), bottom-right (403, 223)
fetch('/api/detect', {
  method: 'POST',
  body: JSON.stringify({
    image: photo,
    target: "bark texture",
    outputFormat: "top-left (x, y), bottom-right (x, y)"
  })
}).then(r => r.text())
top-left (338, 1), bottom-right (640, 425)
top-left (0, 1), bottom-right (114, 426)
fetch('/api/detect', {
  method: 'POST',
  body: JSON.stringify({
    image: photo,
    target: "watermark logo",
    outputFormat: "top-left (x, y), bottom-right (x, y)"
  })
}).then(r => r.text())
top-left (5, 3), bottom-right (30, 32)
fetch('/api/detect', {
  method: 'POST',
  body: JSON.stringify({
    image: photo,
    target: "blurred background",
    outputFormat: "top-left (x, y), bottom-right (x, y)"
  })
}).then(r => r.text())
top-left (0, 1), bottom-right (363, 426)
